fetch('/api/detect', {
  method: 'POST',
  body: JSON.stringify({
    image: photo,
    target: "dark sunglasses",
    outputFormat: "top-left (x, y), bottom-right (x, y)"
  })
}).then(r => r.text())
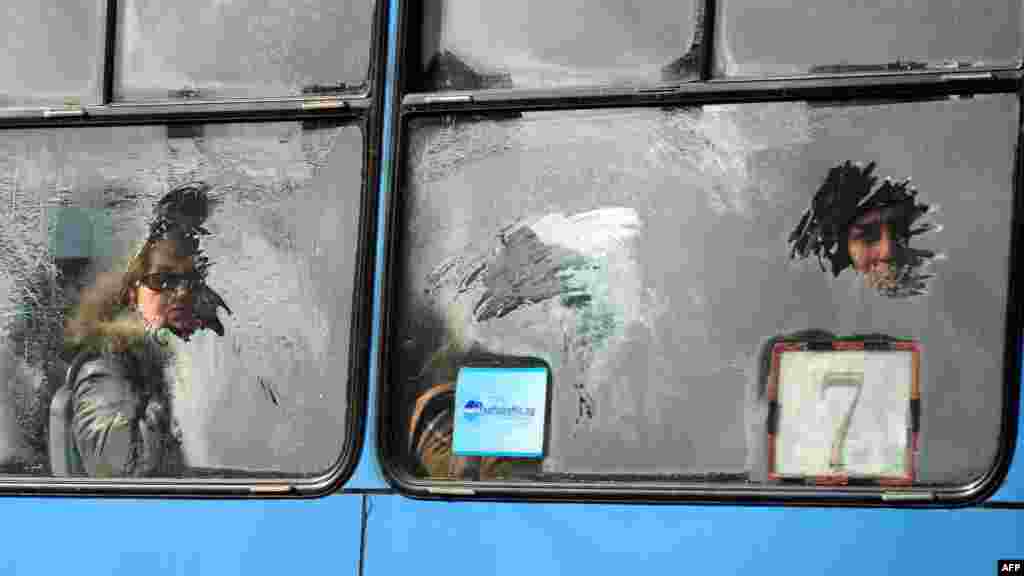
top-left (139, 272), bottom-right (204, 293)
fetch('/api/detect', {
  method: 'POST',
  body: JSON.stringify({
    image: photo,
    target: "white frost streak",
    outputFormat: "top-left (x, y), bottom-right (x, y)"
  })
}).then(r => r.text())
top-left (649, 105), bottom-right (812, 218)
top-left (527, 207), bottom-right (642, 259)
top-left (519, 207), bottom-right (658, 429)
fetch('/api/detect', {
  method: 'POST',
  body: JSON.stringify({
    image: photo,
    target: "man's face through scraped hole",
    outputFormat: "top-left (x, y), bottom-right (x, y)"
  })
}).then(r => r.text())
top-left (846, 207), bottom-right (902, 292)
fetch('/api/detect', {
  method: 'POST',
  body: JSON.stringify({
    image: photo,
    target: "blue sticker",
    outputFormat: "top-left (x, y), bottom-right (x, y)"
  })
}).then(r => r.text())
top-left (453, 366), bottom-right (548, 458)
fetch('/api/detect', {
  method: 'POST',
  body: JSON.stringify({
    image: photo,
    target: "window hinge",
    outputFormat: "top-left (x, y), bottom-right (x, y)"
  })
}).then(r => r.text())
top-left (0, 106), bottom-right (83, 119)
top-left (422, 94), bottom-right (473, 105)
top-left (427, 486), bottom-right (476, 496)
top-left (881, 491), bottom-right (934, 502)
top-left (940, 71), bottom-right (993, 82)
top-left (43, 107), bottom-right (84, 118)
top-left (249, 484), bottom-right (294, 495)
top-left (301, 97), bottom-right (351, 111)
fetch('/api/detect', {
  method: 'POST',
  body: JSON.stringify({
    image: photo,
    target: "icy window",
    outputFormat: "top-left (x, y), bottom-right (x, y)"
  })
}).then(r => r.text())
top-left (0, 120), bottom-right (363, 477)
top-left (717, 0), bottom-right (1023, 77)
top-left (416, 0), bottom-right (701, 91)
top-left (0, 0), bottom-right (102, 109)
top-left (393, 96), bottom-right (1016, 487)
top-left (116, 0), bottom-right (375, 101)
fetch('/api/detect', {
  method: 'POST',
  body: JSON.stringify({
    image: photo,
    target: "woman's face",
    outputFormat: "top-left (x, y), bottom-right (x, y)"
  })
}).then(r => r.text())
top-left (134, 239), bottom-right (198, 334)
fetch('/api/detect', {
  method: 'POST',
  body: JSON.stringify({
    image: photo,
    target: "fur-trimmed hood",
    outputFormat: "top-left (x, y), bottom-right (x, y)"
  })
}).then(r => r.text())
top-left (64, 271), bottom-right (144, 356)
top-left (63, 270), bottom-right (185, 383)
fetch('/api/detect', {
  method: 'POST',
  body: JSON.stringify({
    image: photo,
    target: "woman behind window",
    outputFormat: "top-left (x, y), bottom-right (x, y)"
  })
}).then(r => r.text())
top-left (61, 184), bottom-right (231, 477)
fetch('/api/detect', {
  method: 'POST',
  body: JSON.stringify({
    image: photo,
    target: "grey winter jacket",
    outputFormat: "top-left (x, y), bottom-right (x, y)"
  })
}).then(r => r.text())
top-left (68, 343), bottom-right (185, 477)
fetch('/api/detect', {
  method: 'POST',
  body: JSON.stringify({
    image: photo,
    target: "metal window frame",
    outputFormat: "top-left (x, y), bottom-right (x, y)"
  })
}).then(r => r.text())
top-left (0, 0), bottom-right (391, 498)
top-left (376, 0), bottom-right (1024, 506)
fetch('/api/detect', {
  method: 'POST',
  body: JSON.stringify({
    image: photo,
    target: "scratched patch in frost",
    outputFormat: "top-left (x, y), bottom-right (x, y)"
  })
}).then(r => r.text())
top-left (425, 207), bottom-right (645, 428)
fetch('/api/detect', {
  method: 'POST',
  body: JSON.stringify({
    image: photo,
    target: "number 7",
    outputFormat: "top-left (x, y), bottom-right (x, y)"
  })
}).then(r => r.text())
top-left (821, 372), bottom-right (864, 471)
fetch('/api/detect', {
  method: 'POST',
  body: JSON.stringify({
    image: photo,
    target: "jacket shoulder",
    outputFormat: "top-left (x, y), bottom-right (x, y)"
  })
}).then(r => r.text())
top-left (72, 354), bottom-right (143, 409)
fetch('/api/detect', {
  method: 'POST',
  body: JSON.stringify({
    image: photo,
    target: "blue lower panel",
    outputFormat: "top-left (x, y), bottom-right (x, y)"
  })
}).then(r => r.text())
top-left (365, 496), bottom-right (1022, 575)
top-left (0, 495), bottom-right (364, 576)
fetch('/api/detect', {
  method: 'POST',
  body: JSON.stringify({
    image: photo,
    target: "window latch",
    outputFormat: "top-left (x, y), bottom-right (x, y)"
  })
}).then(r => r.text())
top-left (940, 71), bottom-right (994, 82)
top-left (422, 94), bottom-right (473, 105)
top-left (0, 106), bottom-right (84, 119)
top-left (43, 107), bottom-right (85, 118)
top-left (301, 97), bottom-right (352, 111)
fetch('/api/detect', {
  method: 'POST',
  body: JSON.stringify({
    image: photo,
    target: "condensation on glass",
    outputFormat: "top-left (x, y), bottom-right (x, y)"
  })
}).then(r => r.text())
top-left (716, 0), bottom-right (1023, 77)
top-left (0, 0), bottom-right (103, 108)
top-left (415, 0), bottom-right (701, 92)
top-left (393, 95), bottom-right (1017, 487)
top-left (116, 0), bottom-right (375, 101)
top-left (0, 120), bottom-right (363, 477)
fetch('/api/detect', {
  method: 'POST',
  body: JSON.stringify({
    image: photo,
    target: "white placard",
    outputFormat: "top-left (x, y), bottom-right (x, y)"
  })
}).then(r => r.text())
top-left (774, 350), bottom-right (912, 478)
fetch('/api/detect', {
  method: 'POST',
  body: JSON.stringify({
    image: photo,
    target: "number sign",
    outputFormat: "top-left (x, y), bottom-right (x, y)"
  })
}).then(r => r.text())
top-left (767, 340), bottom-right (919, 485)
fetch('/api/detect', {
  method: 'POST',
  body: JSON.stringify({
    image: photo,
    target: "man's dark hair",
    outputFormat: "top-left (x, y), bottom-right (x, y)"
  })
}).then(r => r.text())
top-left (788, 161), bottom-right (938, 297)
